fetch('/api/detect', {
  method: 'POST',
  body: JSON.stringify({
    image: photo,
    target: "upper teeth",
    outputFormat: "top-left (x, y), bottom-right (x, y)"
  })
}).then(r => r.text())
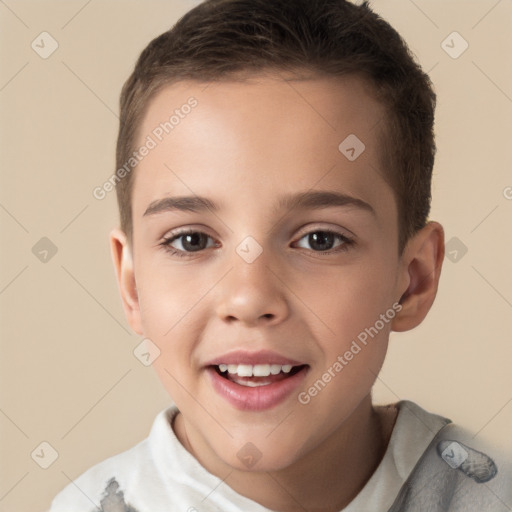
top-left (218, 363), bottom-right (293, 377)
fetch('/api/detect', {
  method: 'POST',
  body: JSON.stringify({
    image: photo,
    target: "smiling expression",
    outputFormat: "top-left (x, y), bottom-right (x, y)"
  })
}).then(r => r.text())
top-left (112, 73), bottom-right (413, 472)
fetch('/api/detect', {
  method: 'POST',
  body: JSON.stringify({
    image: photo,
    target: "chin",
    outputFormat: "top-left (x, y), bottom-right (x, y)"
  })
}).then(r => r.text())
top-left (213, 433), bottom-right (309, 473)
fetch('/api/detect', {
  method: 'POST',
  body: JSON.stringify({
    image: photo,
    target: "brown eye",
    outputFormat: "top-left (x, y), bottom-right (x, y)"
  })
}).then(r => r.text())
top-left (295, 230), bottom-right (352, 252)
top-left (161, 231), bottom-right (216, 255)
top-left (178, 232), bottom-right (210, 252)
top-left (308, 232), bottom-right (335, 251)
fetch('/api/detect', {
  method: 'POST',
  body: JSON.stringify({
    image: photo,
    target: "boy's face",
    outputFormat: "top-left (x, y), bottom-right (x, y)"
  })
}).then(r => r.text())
top-left (113, 74), bottom-right (418, 471)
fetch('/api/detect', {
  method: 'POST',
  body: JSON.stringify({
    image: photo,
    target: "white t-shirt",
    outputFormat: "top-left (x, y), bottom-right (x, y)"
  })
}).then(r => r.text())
top-left (47, 400), bottom-right (482, 511)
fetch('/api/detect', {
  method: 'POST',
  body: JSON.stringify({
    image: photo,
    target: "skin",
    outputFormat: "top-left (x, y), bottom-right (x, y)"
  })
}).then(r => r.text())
top-left (110, 73), bottom-right (444, 511)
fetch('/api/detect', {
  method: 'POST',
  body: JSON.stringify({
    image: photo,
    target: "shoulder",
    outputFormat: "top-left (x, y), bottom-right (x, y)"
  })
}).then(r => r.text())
top-left (48, 406), bottom-right (178, 512)
top-left (383, 399), bottom-right (452, 481)
top-left (388, 401), bottom-right (512, 511)
top-left (48, 442), bottom-right (148, 511)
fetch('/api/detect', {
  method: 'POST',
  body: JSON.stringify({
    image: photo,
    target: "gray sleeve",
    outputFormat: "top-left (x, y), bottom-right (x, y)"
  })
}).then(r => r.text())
top-left (388, 423), bottom-right (511, 511)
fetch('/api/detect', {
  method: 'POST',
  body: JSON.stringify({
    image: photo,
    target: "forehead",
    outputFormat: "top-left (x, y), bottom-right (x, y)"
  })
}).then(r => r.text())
top-left (131, 73), bottom-right (394, 224)
top-left (140, 73), bottom-right (385, 150)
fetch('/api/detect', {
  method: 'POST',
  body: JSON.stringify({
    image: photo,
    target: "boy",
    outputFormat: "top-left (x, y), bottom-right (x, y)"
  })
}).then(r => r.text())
top-left (49, 0), bottom-right (511, 510)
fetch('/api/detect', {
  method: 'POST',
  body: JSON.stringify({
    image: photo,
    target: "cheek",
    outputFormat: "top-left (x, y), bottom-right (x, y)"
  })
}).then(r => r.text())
top-left (135, 270), bottom-right (205, 382)
top-left (292, 258), bottom-right (397, 341)
top-left (294, 259), bottom-right (396, 402)
top-left (298, 320), bottom-right (391, 426)
top-left (136, 263), bottom-right (206, 335)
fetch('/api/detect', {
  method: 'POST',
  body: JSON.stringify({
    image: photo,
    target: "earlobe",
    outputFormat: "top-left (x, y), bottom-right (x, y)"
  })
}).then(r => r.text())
top-left (110, 228), bottom-right (143, 335)
top-left (392, 222), bottom-right (445, 332)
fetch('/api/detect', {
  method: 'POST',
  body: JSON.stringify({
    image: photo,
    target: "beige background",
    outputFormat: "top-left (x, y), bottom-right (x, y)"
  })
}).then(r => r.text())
top-left (0, 1), bottom-right (511, 510)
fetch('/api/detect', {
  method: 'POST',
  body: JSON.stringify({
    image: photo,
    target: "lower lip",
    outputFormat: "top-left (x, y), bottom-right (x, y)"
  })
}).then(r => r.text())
top-left (206, 367), bottom-right (308, 411)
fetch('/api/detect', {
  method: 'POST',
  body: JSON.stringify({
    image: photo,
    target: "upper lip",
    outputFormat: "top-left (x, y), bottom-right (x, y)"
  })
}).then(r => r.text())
top-left (203, 350), bottom-right (305, 367)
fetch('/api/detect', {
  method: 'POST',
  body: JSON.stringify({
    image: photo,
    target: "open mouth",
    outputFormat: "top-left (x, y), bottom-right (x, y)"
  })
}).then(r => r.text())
top-left (204, 352), bottom-right (310, 410)
top-left (212, 363), bottom-right (308, 387)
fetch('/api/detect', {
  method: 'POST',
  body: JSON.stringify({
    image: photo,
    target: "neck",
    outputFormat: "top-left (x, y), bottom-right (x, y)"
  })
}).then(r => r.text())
top-left (174, 396), bottom-right (397, 512)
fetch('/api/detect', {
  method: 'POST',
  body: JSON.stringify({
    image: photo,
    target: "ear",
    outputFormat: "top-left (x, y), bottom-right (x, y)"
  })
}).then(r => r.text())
top-left (110, 228), bottom-right (143, 335)
top-left (392, 221), bottom-right (445, 332)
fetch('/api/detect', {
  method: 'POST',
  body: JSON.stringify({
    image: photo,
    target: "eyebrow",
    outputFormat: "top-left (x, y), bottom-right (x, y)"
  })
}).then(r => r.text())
top-left (143, 190), bottom-right (375, 217)
top-left (277, 190), bottom-right (375, 216)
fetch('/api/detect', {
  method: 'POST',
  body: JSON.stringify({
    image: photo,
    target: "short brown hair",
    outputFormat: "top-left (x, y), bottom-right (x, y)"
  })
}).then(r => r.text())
top-left (116, 0), bottom-right (436, 252)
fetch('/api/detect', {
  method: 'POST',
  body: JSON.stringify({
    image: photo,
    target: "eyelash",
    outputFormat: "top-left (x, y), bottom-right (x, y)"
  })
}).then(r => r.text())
top-left (159, 228), bottom-right (355, 258)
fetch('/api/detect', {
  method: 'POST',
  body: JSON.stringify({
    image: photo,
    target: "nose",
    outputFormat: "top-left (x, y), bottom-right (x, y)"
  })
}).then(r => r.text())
top-left (215, 249), bottom-right (290, 327)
